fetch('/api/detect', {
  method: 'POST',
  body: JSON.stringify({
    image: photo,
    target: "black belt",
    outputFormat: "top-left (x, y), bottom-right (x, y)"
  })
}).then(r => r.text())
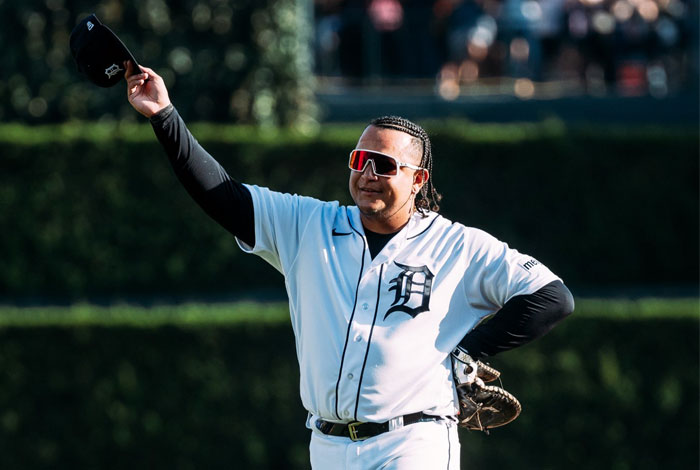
top-left (314, 412), bottom-right (442, 442)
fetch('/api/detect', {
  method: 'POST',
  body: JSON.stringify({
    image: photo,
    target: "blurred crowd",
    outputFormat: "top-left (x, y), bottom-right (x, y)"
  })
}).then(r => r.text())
top-left (313, 0), bottom-right (697, 98)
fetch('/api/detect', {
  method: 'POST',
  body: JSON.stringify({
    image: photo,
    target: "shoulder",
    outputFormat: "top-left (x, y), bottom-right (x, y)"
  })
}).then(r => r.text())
top-left (416, 216), bottom-right (512, 264)
top-left (408, 212), bottom-right (498, 244)
top-left (244, 184), bottom-right (340, 212)
top-left (406, 211), bottom-right (452, 239)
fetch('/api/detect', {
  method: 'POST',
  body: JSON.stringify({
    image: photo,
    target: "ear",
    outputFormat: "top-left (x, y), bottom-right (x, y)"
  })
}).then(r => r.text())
top-left (412, 169), bottom-right (429, 193)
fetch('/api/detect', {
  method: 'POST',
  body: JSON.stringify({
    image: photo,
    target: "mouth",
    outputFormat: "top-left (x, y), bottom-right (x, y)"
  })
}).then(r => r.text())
top-left (359, 187), bottom-right (382, 194)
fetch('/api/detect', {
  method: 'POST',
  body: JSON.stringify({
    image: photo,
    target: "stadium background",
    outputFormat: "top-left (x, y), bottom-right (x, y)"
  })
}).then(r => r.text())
top-left (0, 0), bottom-right (697, 468)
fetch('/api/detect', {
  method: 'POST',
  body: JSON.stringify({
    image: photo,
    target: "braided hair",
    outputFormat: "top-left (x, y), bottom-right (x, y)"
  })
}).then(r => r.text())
top-left (369, 116), bottom-right (442, 214)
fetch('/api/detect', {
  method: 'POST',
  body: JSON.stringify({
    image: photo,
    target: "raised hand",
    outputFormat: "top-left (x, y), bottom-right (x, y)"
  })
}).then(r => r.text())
top-left (124, 61), bottom-right (171, 118)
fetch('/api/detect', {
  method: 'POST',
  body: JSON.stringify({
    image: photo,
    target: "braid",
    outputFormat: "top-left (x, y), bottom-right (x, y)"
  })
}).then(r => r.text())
top-left (369, 116), bottom-right (442, 214)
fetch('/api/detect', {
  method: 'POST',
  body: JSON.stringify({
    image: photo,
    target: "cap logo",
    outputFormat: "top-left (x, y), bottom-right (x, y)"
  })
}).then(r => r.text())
top-left (87, 21), bottom-right (94, 31)
top-left (104, 64), bottom-right (123, 78)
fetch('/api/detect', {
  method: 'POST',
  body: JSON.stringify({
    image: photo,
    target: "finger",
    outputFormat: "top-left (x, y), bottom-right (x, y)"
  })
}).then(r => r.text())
top-left (126, 74), bottom-right (147, 87)
top-left (126, 79), bottom-right (139, 92)
top-left (124, 60), bottom-right (134, 77)
top-left (126, 76), bottom-right (145, 94)
top-left (128, 60), bottom-right (143, 78)
top-left (138, 66), bottom-right (160, 81)
top-left (128, 79), bottom-right (147, 94)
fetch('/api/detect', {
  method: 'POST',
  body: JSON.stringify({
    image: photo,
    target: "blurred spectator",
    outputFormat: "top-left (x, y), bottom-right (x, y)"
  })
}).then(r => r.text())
top-left (532, 0), bottom-right (567, 79)
top-left (313, 0), bottom-right (697, 97)
top-left (315, 0), bottom-right (446, 80)
top-left (315, 0), bottom-right (345, 76)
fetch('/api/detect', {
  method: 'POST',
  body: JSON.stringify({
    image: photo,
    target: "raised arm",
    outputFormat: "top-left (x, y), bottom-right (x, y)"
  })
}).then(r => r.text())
top-left (124, 61), bottom-right (254, 246)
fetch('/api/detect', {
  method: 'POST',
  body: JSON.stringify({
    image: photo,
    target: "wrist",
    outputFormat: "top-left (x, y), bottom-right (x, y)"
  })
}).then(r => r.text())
top-left (149, 103), bottom-right (175, 123)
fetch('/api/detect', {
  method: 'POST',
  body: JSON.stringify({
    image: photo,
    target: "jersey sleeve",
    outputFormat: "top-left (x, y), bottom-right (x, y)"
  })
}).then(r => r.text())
top-left (462, 228), bottom-right (561, 316)
top-left (236, 184), bottom-right (324, 274)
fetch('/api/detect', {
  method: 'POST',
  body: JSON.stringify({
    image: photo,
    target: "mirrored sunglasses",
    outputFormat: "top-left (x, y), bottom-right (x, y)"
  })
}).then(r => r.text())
top-left (348, 149), bottom-right (423, 177)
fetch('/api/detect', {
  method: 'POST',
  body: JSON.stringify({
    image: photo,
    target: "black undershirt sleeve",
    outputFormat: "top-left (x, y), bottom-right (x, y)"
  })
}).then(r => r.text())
top-left (149, 104), bottom-right (255, 247)
top-left (459, 280), bottom-right (574, 359)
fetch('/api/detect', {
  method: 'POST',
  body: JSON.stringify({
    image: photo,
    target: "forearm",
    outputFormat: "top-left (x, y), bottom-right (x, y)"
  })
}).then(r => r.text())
top-left (459, 280), bottom-right (574, 359)
top-left (150, 104), bottom-right (255, 246)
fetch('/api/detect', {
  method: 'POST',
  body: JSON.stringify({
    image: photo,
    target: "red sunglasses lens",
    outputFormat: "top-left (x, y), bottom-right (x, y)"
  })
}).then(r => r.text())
top-left (349, 150), bottom-right (398, 175)
top-left (349, 150), bottom-right (369, 171)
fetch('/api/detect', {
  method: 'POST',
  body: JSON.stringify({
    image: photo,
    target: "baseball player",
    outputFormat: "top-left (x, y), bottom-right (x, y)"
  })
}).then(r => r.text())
top-left (124, 62), bottom-right (574, 469)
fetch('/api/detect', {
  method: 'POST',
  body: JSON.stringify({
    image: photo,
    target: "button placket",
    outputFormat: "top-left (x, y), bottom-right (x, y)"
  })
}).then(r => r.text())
top-left (338, 250), bottom-right (388, 422)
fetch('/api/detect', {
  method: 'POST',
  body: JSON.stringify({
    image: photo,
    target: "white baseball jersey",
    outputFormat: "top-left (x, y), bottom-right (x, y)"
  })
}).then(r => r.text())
top-left (237, 185), bottom-right (560, 424)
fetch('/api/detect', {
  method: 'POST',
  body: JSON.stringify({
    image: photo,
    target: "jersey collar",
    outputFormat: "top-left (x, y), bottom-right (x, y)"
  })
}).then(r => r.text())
top-left (346, 207), bottom-right (440, 266)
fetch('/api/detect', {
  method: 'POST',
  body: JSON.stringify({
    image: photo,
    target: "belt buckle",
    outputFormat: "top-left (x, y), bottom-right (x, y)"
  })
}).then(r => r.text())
top-left (347, 421), bottom-right (367, 441)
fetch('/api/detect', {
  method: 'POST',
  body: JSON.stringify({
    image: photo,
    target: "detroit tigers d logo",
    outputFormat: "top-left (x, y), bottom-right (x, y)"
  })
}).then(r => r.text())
top-left (384, 262), bottom-right (434, 320)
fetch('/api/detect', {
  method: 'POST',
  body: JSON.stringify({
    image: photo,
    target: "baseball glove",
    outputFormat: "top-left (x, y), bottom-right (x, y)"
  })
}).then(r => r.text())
top-left (451, 347), bottom-right (522, 433)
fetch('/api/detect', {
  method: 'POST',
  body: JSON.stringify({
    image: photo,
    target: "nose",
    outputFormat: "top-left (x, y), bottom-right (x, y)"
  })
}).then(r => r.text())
top-left (361, 160), bottom-right (379, 180)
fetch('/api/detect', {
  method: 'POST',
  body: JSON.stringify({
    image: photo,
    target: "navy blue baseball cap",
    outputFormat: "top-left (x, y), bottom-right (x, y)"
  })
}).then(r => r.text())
top-left (70, 14), bottom-right (141, 88)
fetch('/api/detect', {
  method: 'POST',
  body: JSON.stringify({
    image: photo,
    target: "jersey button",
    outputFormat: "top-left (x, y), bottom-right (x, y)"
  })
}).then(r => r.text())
top-left (347, 373), bottom-right (354, 380)
top-left (354, 336), bottom-right (362, 342)
top-left (361, 303), bottom-right (369, 310)
top-left (343, 410), bottom-right (350, 417)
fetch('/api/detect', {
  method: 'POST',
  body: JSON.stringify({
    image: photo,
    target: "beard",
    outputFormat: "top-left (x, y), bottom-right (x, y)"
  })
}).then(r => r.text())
top-left (357, 191), bottom-right (415, 224)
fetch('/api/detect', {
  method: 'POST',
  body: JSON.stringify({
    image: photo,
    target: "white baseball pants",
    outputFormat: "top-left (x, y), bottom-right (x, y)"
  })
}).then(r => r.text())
top-left (308, 418), bottom-right (460, 470)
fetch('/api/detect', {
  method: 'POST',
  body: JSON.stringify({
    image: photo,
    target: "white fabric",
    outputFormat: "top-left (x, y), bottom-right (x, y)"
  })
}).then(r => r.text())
top-left (309, 417), bottom-right (460, 470)
top-left (237, 184), bottom-right (560, 423)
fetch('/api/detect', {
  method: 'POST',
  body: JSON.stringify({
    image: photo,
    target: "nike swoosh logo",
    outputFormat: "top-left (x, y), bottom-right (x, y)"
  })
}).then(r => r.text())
top-left (332, 229), bottom-right (352, 236)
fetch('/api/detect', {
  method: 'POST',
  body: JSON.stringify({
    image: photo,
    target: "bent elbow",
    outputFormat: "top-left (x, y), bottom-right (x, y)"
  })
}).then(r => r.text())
top-left (558, 283), bottom-right (575, 319)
